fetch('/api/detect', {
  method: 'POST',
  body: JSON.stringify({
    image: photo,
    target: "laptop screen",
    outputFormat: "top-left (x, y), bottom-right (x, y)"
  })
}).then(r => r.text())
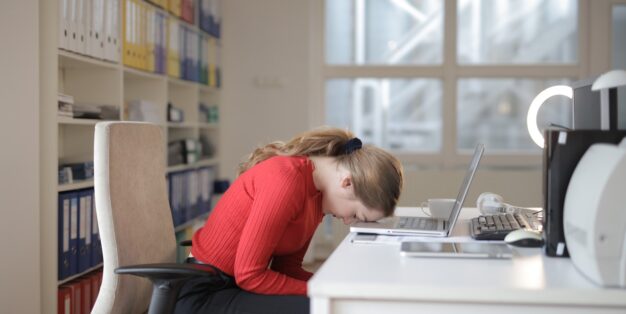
top-left (445, 144), bottom-right (485, 235)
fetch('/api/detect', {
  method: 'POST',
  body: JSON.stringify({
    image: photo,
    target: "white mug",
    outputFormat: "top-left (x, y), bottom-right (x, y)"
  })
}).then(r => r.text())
top-left (420, 198), bottom-right (456, 219)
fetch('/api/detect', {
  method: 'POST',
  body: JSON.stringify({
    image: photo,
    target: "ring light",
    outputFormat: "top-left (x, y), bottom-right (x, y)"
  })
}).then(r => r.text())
top-left (526, 85), bottom-right (573, 148)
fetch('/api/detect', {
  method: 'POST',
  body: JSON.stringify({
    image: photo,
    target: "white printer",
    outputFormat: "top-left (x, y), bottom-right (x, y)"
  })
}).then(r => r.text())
top-left (563, 139), bottom-right (626, 288)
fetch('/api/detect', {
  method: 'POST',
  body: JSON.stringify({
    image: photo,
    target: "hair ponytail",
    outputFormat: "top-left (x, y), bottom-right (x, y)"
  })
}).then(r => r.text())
top-left (238, 127), bottom-right (354, 175)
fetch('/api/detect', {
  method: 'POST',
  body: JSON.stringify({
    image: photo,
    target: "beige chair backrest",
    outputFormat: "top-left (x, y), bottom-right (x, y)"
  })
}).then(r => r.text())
top-left (92, 121), bottom-right (176, 314)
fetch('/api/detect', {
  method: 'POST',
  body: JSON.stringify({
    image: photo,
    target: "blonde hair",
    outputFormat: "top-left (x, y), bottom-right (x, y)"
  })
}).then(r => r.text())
top-left (239, 127), bottom-right (403, 216)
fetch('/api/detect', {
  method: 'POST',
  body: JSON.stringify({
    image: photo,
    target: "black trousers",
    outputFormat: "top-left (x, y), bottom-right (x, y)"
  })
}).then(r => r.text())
top-left (174, 259), bottom-right (309, 314)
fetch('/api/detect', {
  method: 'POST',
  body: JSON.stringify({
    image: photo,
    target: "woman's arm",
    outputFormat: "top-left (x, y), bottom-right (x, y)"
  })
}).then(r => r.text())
top-left (233, 167), bottom-right (309, 295)
top-left (271, 238), bottom-right (314, 281)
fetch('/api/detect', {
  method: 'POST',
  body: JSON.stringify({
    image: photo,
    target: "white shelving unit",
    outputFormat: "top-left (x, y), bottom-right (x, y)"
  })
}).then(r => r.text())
top-left (44, 0), bottom-right (223, 312)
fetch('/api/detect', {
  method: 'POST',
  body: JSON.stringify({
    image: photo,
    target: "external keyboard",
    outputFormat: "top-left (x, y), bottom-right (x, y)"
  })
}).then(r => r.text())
top-left (470, 210), bottom-right (543, 240)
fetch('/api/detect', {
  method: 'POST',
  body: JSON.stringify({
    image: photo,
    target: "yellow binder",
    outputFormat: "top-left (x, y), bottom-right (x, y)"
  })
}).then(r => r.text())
top-left (167, 18), bottom-right (180, 78)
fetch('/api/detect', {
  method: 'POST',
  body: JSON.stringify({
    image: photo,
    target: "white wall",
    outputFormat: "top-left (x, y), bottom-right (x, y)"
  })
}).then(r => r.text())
top-left (0, 1), bottom-right (41, 313)
top-left (221, 0), bottom-right (313, 178)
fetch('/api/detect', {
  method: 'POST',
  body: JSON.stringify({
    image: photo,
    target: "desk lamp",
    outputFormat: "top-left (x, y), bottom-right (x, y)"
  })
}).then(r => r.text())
top-left (591, 69), bottom-right (626, 131)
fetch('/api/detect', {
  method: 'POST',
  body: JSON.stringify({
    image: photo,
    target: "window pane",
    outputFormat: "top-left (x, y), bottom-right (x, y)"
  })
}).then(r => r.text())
top-left (326, 78), bottom-right (442, 152)
top-left (326, 0), bottom-right (443, 65)
top-left (457, 79), bottom-right (572, 151)
top-left (612, 5), bottom-right (626, 130)
top-left (457, 0), bottom-right (577, 64)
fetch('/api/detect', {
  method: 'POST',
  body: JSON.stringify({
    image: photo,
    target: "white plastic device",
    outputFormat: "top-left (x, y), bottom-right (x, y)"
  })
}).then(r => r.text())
top-left (563, 139), bottom-right (626, 288)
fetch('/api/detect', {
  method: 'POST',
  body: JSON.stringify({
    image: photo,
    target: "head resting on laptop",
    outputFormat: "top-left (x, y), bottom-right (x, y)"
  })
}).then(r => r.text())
top-left (239, 126), bottom-right (404, 224)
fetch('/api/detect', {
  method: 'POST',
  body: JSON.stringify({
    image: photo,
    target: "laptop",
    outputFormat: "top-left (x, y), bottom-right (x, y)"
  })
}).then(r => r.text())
top-left (350, 143), bottom-right (484, 237)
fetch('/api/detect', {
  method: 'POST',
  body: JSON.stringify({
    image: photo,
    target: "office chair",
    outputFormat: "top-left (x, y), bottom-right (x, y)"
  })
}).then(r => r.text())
top-left (92, 121), bottom-right (220, 314)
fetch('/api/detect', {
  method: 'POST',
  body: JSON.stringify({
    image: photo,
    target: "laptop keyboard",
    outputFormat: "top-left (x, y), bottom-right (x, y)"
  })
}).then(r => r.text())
top-left (470, 210), bottom-right (543, 240)
top-left (397, 217), bottom-right (439, 230)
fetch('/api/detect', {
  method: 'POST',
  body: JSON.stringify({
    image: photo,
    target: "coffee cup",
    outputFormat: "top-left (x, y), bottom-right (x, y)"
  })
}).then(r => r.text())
top-left (420, 198), bottom-right (456, 219)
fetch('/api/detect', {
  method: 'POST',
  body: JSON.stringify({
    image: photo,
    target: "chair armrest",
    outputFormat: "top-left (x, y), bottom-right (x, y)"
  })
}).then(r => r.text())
top-left (115, 262), bottom-right (218, 281)
top-left (115, 263), bottom-right (223, 314)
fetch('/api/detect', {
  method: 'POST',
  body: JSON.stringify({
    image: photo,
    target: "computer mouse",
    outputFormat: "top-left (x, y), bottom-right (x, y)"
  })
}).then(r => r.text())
top-left (504, 229), bottom-right (544, 248)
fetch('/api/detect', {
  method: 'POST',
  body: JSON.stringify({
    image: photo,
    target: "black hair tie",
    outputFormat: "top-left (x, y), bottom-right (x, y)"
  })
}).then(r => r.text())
top-left (344, 138), bottom-right (362, 154)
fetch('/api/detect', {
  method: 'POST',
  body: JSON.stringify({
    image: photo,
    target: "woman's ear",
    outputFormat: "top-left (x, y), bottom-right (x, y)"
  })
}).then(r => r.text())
top-left (340, 175), bottom-right (352, 189)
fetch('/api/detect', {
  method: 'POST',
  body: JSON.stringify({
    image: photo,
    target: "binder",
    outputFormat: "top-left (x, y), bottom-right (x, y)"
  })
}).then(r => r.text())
top-left (208, 37), bottom-right (216, 87)
top-left (139, 0), bottom-right (148, 70)
top-left (104, 0), bottom-right (120, 62)
top-left (168, 172), bottom-right (181, 225)
top-left (215, 39), bottom-right (221, 87)
top-left (68, 0), bottom-right (78, 52)
top-left (192, 31), bottom-right (199, 82)
top-left (198, 167), bottom-right (214, 214)
top-left (90, 0), bottom-right (105, 59)
top-left (168, 0), bottom-right (181, 17)
top-left (181, 0), bottom-right (194, 24)
top-left (179, 25), bottom-right (187, 80)
top-left (78, 189), bottom-right (92, 273)
top-left (76, 0), bottom-right (87, 54)
top-left (67, 281), bottom-right (82, 314)
top-left (59, 0), bottom-right (69, 50)
top-left (57, 286), bottom-right (72, 314)
top-left (179, 171), bottom-right (187, 225)
top-left (187, 170), bottom-right (198, 220)
top-left (58, 193), bottom-right (72, 280)
top-left (90, 271), bottom-right (101, 308)
top-left (112, 0), bottom-right (121, 62)
top-left (199, 35), bottom-right (208, 84)
top-left (154, 12), bottom-right (165, 74)
top-left (80, 278), bottom-right (92, 314)
top-left (122, 0), bottom-right (133, 66)
top-left (146, 5), bottom-right (156, 72)
top-left (70, 193), bottom-right (79, 276)
top-left (167, 18), bottom-right (180, 77)
top-left (199, 0), bottom-right (210, 34)
top-left (91, 188), bottom-right (102, 266)
top-left (84, 189), bottom-right (94, 268)
top-left (211, 0), bottom-right (221, 38)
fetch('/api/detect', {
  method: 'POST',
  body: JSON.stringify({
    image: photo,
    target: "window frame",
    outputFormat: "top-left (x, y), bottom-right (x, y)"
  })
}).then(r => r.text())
top-left (309, 0), bottom-right (603, 168)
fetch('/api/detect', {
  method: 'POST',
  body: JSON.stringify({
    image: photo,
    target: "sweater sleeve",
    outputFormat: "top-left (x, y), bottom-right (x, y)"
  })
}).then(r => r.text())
top-left (271, 238), bottom-right (314, 281)
top-left (233, 167), bottom-right (308, 295)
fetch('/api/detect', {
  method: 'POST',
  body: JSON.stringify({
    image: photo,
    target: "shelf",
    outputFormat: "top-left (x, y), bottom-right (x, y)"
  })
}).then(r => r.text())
top-left (58, 179), bottom-right (94, 192)
top-left (167, 158), bottom-right (218, 173)
top-left (57, 117), bottom-right (106, 125)
top-left (174, 212), bottom-right (211, 232)
top-left (197, 122), bottom-right (219, 129)
top-left (167, 122), bottom-right (196, 128)
top-left (59, 49), bottom-right (119, 71)
top-left (58, 263), bottom-right (103, 285)
top-left (199, 84), bottom-right (220, 94)
top-left (124, 67), bottom-right (167, 81)
top-left (168, 76), bottom-right (199, 89)
top-left (196, 158), bottom-right (219, 167)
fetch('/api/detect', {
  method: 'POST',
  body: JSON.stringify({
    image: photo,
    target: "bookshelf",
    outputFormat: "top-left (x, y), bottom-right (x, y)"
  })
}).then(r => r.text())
top-left (43, 0), bottom-right (223, 312)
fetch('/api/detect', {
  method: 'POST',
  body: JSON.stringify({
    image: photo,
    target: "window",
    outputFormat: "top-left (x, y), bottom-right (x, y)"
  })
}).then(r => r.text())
top-left (321, 0), bottom-right (581, 163)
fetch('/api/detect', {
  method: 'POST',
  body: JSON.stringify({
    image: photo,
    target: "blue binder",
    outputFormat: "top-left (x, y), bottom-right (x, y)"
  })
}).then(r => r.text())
top-left (169, 172), bottom-right (182, 226)
top-left (77, 189), bottom-right (92, 273)
top-left (69, 192), bottom-right (79, 276)
top-left (90, 188), bottom-right (102, 265)
top-left (58, 192), bottom-right (72, 280)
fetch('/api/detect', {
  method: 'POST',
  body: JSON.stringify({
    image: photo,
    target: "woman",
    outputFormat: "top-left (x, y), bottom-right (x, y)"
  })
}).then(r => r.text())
top-left (175, 127), bottom-right (403, 314)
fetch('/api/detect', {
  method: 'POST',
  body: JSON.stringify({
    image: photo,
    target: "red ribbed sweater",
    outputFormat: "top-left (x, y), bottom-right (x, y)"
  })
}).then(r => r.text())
top-left (191, 156), bottom-right (324, 296)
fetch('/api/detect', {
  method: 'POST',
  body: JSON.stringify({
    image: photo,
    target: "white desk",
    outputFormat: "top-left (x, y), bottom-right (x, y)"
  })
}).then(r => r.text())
top-left (308, 207), bottom-right (626, 314)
